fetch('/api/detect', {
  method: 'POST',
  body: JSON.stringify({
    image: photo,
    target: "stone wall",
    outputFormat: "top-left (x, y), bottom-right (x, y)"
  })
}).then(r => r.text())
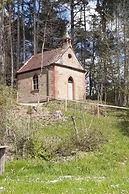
top-left (54, 65), bottom-right (85, 100)
top-left (17, 69), bottom-right (47, 103)
top-left (17, 65), bottom-right (85, 103)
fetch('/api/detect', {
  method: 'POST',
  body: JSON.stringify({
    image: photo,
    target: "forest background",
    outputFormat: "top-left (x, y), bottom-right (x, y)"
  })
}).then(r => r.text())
top-left (0, 0), bottom-right (129, 106)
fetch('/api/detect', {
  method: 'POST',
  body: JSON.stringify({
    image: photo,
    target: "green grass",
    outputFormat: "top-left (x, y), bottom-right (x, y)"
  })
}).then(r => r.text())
top-left (1, 106), bottom-right (129, 193)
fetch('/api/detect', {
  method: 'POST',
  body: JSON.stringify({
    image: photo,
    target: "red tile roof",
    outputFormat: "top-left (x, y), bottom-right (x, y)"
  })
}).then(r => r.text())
top-left (17, 48), bottom-right (65, 74)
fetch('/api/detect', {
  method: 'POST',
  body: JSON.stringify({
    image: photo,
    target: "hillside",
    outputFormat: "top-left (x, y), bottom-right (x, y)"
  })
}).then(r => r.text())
top-left (2, 99), bottom-right (106, 160)
top-left (1, 85), bottom-right (129, 193)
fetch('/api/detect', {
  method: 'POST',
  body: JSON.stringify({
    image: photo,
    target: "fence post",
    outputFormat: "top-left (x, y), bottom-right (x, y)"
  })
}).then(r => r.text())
top-left (94, 105), bottom-right (100, 118)
top-left (0, 146), bottom-right (7, 175)
top-left (65, 99), bottom-right (67, 111)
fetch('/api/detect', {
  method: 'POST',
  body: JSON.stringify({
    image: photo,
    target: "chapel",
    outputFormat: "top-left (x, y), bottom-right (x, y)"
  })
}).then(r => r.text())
top-left (17, 30), bottom-right (86, 103)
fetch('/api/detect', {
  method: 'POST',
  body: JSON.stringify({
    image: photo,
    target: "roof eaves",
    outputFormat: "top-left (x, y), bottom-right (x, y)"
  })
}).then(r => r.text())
top-left (16, 67), bottom-right (41, 76)
top-left (54, 63), bottom-right (86, 73)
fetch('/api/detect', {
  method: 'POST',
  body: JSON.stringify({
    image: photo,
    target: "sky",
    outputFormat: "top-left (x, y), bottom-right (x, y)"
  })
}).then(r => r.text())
top-left (60, 0), bottom-right (97, 31)
top-left (75, 0), bottom-right (97, 30)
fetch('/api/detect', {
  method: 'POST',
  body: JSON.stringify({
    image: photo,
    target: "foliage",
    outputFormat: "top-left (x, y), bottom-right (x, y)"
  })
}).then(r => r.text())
top-left (0, 84), bottom-right (16, 144)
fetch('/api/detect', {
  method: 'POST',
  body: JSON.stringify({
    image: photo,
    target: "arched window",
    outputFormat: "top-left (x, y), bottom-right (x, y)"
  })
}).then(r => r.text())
top-left (33, 74), bottom-right (39, 90)
top-left (68, 77), bottom-right (73, 83)
top-left (68, 77), bottom-right (74, 100)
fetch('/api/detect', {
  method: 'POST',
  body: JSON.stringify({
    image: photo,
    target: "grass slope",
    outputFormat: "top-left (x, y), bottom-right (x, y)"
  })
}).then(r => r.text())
top-left (0, 103), bottom-right (129, 194)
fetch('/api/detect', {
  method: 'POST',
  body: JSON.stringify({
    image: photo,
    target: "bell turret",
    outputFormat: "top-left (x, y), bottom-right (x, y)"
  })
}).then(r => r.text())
top-left (62, 26), bottom-right (72, 49)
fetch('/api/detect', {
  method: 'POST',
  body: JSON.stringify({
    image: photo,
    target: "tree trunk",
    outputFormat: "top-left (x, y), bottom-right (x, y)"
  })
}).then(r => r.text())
top-left (9, 13), bottom-right (14, 87)
top-left (16, 0), bottom-right (20, 70)
top-left (0, 5), bottom-right (5, 84)
top-left (22, 0), bottom-right (26, 64)
top-left (70, 0), bottom-right (74, 42)
top-left (123, 0), bottom-right (128, 106)
top-left (33, 0), bottom-right (37, 55)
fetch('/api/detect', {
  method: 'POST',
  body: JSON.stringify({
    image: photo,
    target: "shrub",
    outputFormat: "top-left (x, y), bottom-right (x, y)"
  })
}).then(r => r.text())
top-left (74, 129), bottom-right (105, 151)
top-left (53, 129), bottom-right (106, 158)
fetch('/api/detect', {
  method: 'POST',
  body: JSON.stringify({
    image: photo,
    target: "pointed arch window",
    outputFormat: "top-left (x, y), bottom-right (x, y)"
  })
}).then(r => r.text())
top-left (68, 77), bottom-right (73, 83)
top-left (68, 77), bottom-right (74, 100)
top-left (33, 74), bottom-right (39, 90)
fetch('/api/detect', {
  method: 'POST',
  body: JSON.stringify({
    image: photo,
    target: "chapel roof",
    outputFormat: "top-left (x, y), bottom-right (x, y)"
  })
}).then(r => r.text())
top-left (17, 47), bottom-right (65, 74)
top-left (17, 28), bottom-right (85, 74)
top-left (17, 28), bottom-right (75, 74)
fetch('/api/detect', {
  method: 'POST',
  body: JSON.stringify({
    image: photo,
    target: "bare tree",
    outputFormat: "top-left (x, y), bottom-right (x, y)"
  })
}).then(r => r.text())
top-left (9, 11), bottom-right (14, 87)
top-left (16, 0), bottom-right (20, 70)
top-left (33, 0), bottom-right (37, 55)
top-left (0, 2), bottom-right (5, 83)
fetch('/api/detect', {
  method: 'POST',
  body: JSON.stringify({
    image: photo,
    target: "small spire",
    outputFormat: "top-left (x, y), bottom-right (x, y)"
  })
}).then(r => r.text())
top-left (62, 25), bottom-right (72, 48)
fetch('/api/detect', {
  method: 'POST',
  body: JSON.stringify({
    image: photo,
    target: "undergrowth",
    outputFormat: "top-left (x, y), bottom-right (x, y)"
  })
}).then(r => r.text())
top-left (1, 95), bottom-right (108, 160)
top-left (1, 86), bottom-right (129, 193)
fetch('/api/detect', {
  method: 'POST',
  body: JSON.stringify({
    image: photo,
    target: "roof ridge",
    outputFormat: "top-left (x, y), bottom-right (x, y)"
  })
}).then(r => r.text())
top-left (30, 47), bottom-right (64, 58)
top-left (38, 47), bottom-right (63, 55)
